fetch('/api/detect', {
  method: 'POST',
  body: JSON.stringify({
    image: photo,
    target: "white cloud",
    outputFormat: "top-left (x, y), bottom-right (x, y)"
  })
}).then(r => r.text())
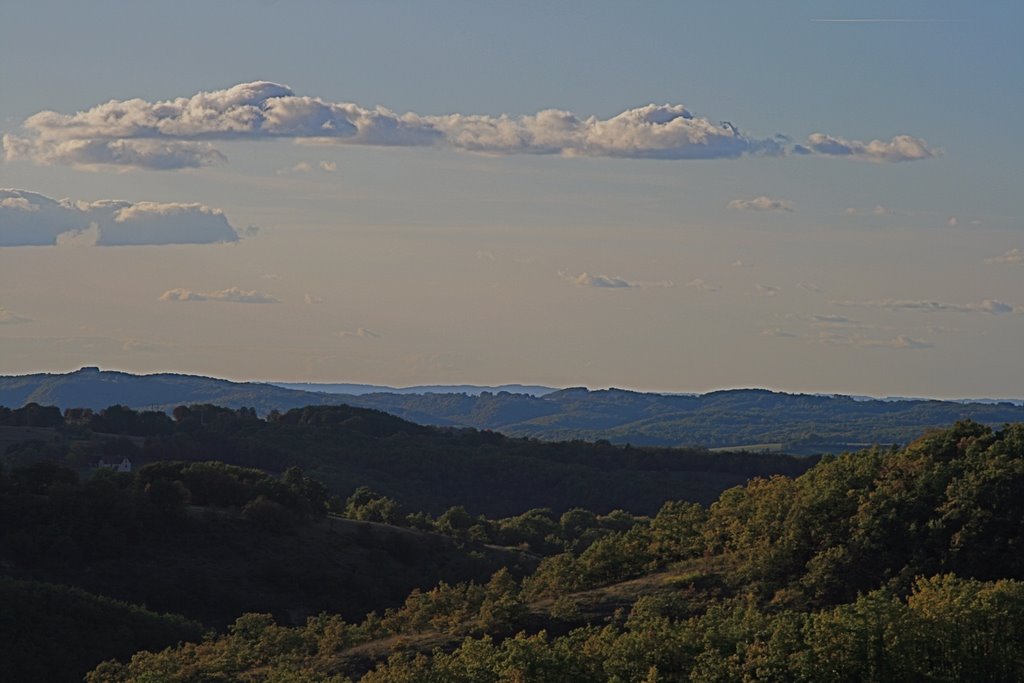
top-left (685, 278), bottom-right (720, 292)
top-left (562, 272), bottom-right (638, 288)
top-left (947, 216), bottom-right (958, 227)
top-left (836, 298), bottom-right (1017, 314)
top-left (796, 133), bottom-right (939, 162)
top-left (972, 300), bottom-right (1013, 314)
top-left (813, 332), bottom-right (933, 350)
top-left (159, 287), bottom-right (280, 303)
top-left (0, 196), bottom-right (39, 211)
top-left (985, 248), bottom-right (1024, 265)
top-left (0, 307), bottom-right (32, 324)
top-left (797, 281), bottom-right (822, 293)
top-left (560, 271), bottom-right (673, 289)
top-left (279, 160), bottom-right (336, 174)
top-left (2, 80), bottom-right (936, 170)
top-left (845, 204), bottom-right (898, 216)
top-left (862, 335), bottom-right (933, 350)
top-left (0, 188), bottom-right (238, 246)
top-left (783, 312), bottom-right (880, 332)
top-left (2, 134), bottom-right (224, 171)
top-left (769, 320), bottom-right (932, 350)
top-left (338, 327), bottom-right (381, 338)
top-left (474, 250), bottom-right (496, 261)
top-left (727, 195), bottom-right (795, 212)
top-left (303, 293), bottom-right (323, 305)
top-left (754, 284), bottom-right (781, 297)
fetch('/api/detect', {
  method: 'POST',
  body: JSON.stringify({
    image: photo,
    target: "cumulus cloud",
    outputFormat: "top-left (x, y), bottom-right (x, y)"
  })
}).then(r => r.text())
top-left (0, 188), bottom-right (238, 246)
top-left (2, 81), bottom-right (936, 170)
top-left (986, 248), bottom-right (1023, 265)
top-left (727, 195), bottom-right (795, 212)
top-left (795, 133), bottom-right (939, 162)
top-left (0, 307), bottom-right (32, 324)
top-left (303, 293), bottom-right (323, 305)
top-left (836, 298), bottom-right (1017, 314)
top-left (159, 287), bottom-right (280, 303)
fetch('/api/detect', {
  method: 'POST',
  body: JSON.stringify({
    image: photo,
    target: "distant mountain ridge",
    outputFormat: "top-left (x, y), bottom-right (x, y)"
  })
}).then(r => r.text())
top-left (272, 381), bottom-right (557, 396)
top-left (4, 368), bottom-right (1024, 454)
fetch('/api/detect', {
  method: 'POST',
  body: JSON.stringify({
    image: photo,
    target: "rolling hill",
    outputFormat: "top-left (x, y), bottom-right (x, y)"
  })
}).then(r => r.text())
top-left (5, 367), bottom-right (1024, 453)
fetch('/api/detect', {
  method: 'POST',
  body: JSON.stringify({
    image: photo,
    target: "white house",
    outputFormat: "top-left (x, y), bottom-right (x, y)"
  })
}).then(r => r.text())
top-left (95, 457), bottom-right (133, 473)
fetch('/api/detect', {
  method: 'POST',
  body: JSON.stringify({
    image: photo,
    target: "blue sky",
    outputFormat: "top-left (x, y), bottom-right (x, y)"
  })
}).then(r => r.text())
top-left (2, 1), bottom-right (1023, 397)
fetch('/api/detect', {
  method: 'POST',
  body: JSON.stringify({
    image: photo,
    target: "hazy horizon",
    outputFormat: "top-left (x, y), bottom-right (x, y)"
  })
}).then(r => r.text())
top-left (5, 365), bottom-right (1024, 403)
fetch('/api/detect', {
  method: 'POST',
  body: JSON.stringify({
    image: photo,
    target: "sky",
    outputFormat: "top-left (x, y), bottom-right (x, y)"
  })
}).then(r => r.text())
top-left (2, 0), bottom-right (1023, 397)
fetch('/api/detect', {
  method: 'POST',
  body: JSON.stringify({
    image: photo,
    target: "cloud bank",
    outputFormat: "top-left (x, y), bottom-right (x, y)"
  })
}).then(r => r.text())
top-left (2, 81), bottom-right (938, 170)
top-left (0, 189), bottom-right (238, 246)
top-left (159, 287), bottom-right (280, 303)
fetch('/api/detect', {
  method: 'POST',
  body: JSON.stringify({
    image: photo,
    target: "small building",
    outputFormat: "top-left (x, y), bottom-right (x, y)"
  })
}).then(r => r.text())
top-left (94, 457), bottom-right (132, 473)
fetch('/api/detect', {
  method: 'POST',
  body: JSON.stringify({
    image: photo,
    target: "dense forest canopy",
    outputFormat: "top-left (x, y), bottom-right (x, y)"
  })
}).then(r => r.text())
top-left (1, 401), bottom-right (813, 515)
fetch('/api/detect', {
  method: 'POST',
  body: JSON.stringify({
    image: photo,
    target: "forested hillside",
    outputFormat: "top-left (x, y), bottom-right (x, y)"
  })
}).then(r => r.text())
top-left (4, 368), bottom-right (1024, 453)
top-left (345, 387), bottom-right (1024, 454)
top-left (1, 402), bottom-right (812, 515)
top-left (76, 420), bottom-right (1024, 682)
top-left (5, 410), bottom-right (1024, 681)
